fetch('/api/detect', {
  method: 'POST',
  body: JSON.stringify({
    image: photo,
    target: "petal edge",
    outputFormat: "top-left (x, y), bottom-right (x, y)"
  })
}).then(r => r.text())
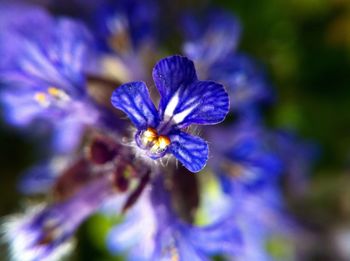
top-left (111, 81), bottom-right (159, 129)
top-left (169, 131), bottom-right (208, 173)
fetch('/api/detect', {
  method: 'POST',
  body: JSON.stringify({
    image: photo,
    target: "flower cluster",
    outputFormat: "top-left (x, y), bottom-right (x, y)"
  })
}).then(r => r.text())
top-left (0, 1), bottom-right (316, 261)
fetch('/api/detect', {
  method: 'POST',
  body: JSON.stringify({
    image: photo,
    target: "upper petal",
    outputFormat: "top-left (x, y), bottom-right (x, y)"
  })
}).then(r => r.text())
top-left (0, 10), bottom-right (97, 95)
top-left (92, 0), bottom-right (159, 51)
top-left (152, 55), bottom-right (197, 116)
top-left (208, 54), bottom-right (273, 111)
top-left (111, 81), bottom-right (159, 129)
top-left (169, 131), bottom-right (208, 173)
top-left (188, 218), bottom-right (242, 256)
top-left (182, 9), bottom-right (241, 66)
top-left (163, 80), bottom-right (229, 128)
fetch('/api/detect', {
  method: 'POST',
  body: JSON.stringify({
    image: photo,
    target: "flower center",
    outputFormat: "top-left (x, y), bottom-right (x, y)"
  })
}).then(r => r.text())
top-left (34, 87), bottom-right (70, 108)
top-left (136, 127), bottom-right (171, 159)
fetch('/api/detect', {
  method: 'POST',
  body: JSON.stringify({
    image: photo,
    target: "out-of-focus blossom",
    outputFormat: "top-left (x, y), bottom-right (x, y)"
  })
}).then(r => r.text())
top-left (182, 9), bottom-right (273, 114)
top-left (271, 130), bottom-right (318, 195)
top-left (0, 3), bottom-right (100, 153)
top-left (17, 156), bottom-right (70, 195)
top-left (87, 0), bottom-right (160, 84)
top-left (208, 54), bottom-right (274, 111)
top-left (111, 55), bottom-right (229, 172)
top-left (92, 0), bottom-right (158, 52)
top-left (2, 173), bottom-right (115, 261)
top-left (204, 121), bottom-right (298, 259)
top-left (232, 185), bottom-right (297, 261)
top-left (182, 9), bottom-right (241, 69)
top-left (108, 177), bottom-right (242, 260)
top-left (209, 122), bottom-right (282, 189)
top-left (199, 174), bottom-right (296, 260)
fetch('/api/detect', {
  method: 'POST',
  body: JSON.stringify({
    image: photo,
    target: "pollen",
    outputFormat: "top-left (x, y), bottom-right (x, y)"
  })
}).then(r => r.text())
top-left (149, 135), bottom-right (171, 154)
top-left (48, 87), bottom-right (70, 101)
top-left (34, 92), bottom-right (49, 107)
top-left (139, 127), bottom-right (171, 157)
top-left (142, 127), bottom-right (158, 143)
top-left (157, 135), bottom-right (171, 149)
top-left (48, 87), bottom-right (61, 96)
top-left (34, 87), bottom-right (70, 107)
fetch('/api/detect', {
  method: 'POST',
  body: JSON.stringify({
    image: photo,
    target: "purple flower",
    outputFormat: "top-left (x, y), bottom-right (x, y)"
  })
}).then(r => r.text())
top-left (17, 156), bottom-right (69, 195)
top-left (208, 54), bottom-right (274, 111)
top-left (199, 175), bottom-right (296, 261)
top-left (107, 177), bottom-right (241, 260)
top-left (182, 9), bottom-right (241, 68)
top-left (0, 3), bottom-right (100, 153)
top-left (209, 122), bottom-right (282, 189)
top-left (229, 184), bottom-right (297, 261)
top-left (271, 130), bottom-right (318, 196)
top-left (111, 55), bottom-right (229, 172)
top-left (92, 0), bottom-right (159, 52)
top-left (2, 174), bottom-right (115, 261)
top-left (182, 10), bottom-right (273, 114)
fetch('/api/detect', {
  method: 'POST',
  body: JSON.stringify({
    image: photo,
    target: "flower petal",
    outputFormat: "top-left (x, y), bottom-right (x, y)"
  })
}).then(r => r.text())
top-left (208, 54), bottom-right (273, 110)
top-left (152, 55), bottom-right (197, 115)
top-left (93, 0), bottom-right (159, 50)
top-left (182, 9), bottom-right (241, 66)
top-left (169, 131), bottom-right (208, 173)
top-left (111, 81), bottom-right (159, 129)
top-left (18, 164), bottom-right (56, 195)
top-left (52, 120), bottom-right (84, 153)
top-left (163, 80), bottom-right (229, 128)
top-left (0, 15), bottom-right (96, 94)
top-left (188, 218), bottom-right (242, 256)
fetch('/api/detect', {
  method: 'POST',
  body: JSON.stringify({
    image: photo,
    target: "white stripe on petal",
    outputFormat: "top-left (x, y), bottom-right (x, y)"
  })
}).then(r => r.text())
top-left (164, 92), bottom-right (179, 118)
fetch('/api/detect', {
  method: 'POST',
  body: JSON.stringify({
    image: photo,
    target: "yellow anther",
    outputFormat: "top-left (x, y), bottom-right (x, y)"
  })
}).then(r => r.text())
top-left (34, 87), bottom-right (70, 108)
top-left (143, 127), bottom-right (158, 142)
top-left (47, 87), bottom-right (70, 101)
top-left (34, 92), bottom-right (49, 107)
top-left (157, 135), bottom-right (171, 149)
top-left (34, 92), bottom-right (46, 102)
top-left (149, 135), bottom-right (171, 153)
top-left (141, 127), bottom-right (171, 154)
top-left (47, 87), bottom-right (61, 96)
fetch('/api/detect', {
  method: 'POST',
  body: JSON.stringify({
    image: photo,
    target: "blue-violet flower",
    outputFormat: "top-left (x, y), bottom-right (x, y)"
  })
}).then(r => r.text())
top-left (111, 55), bottom-right (229, 172)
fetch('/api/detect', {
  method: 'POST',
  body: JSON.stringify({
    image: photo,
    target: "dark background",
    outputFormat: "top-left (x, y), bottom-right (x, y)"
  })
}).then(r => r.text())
top-left (1, 0), bottom-right (350, 260)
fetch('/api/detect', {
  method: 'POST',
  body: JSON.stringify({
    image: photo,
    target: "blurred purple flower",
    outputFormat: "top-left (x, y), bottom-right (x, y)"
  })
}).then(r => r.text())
top-left (182, 9), bottom-right (241, 68)
top-left (108, 177), bottom-right (242, 260)
top-left (209, 122), bottom-right (282, 189)
top-left (0, 3), bottom-right (100, 153)
top-left (91, 0), bottom-right (159, 52)
top-left (2, 173), bottom-right (115, 261)
top-left (182, 9), bottom-right (273, 114)
top-left (208, 54), bottom-right (274, 111)
top-left (271, 130), bottom-right (319, 195)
